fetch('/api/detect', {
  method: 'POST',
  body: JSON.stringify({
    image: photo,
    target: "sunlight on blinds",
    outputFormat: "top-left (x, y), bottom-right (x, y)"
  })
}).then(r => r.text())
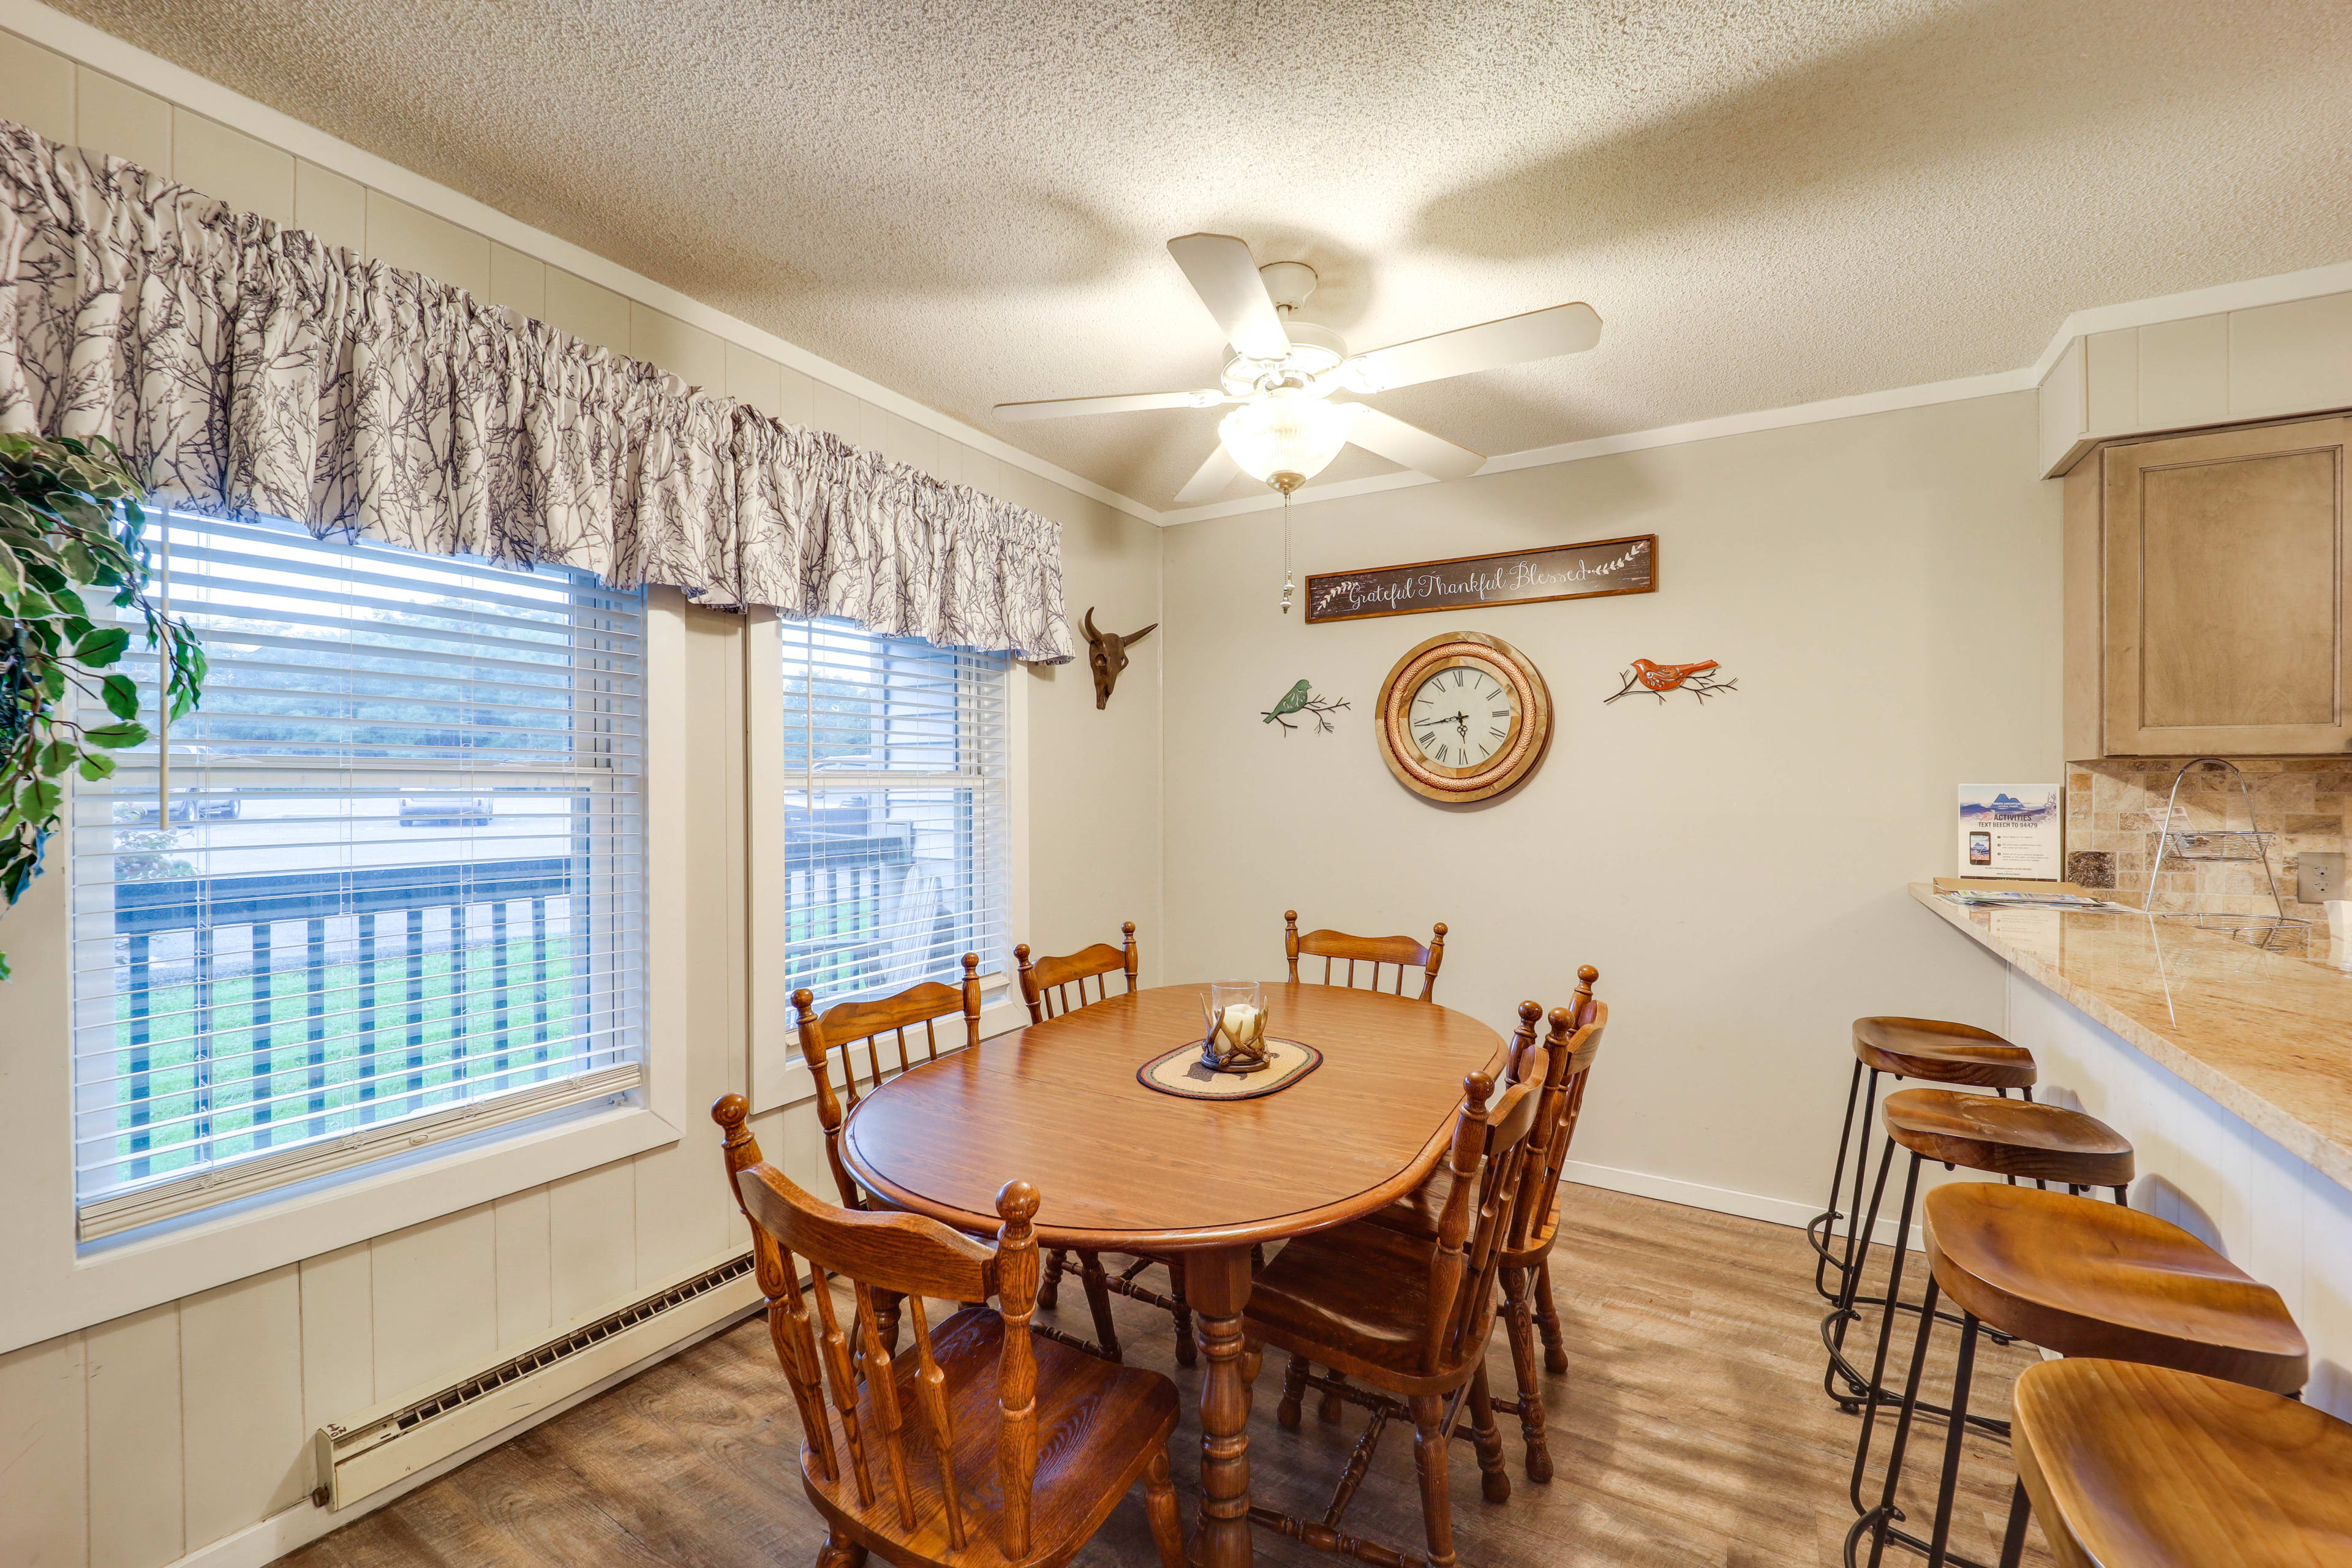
top-left (69, 514), bottom-right (646, 1239)
top-left (782, 619), bottom-right (1009, 1008)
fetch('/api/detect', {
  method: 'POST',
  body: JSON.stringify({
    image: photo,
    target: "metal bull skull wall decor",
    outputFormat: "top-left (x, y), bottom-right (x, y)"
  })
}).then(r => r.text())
top-left (1083, 608), bottom-right (1157, 709)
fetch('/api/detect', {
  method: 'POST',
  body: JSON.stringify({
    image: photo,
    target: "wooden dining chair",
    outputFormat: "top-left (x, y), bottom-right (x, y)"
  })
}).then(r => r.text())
top-left (796, 954), bottom-right (984, 1210)
top-left (1247, 1069), bottom-right (1544, 1568)
top-left (1015, 922), bottom-right (1139, 1020)
top-left (1012, 924), bottom-right (1159, 1365)
top-left (1349, 970), bottom-right (1606, 1480)
top-left (1285, 910), bottom-right (1447, 1000)
top-left (712, 1095), bottom-right (1186, 1568)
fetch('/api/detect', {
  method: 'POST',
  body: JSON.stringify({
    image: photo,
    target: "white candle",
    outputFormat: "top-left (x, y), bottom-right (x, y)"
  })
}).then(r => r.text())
top-left (1219, 1003), bottom-right (1260, 1042)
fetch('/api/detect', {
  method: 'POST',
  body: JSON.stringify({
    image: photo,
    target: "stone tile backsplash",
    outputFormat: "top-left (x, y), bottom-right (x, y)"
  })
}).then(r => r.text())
top-left (2068, 758), bottom-right (2352, 919)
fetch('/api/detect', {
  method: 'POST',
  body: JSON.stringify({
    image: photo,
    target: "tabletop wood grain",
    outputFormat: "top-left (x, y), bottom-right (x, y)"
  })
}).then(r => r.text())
top-left (840, 982), bottom-right (1508, 1252)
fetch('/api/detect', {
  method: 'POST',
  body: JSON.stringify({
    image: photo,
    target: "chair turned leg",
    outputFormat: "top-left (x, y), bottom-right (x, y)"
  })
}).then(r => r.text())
top-left (1039, 1248), bottom-right (1066, 1310)
top-left (1499, 1266), bottom-right (1553, 1482)
top-left (1409, 1393), bottom-right (1460, 1568)
top-left (1168, 1255), bottom-right (1198, 1368)
top-left (1318, 1368), bottom-right (1348, 1423)
top-left (1278, 1354), bottom-right (1311, 1430)
top-left (1142, 1447), bottom-right (1186, 1568)
top-left (815, 1530), bottom-right (867, 1568)
top-left (1467, 1363), bottom-right (1511, 1504)
top-left (1075, 1251), bottom-right (1123, 1363)
top-left (1534, 1257), bottom-right (1567, 1374)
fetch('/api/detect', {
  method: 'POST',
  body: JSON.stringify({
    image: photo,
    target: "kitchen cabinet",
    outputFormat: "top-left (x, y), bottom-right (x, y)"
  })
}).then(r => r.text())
top-left (2067, 416), bottom-right (2351, 758)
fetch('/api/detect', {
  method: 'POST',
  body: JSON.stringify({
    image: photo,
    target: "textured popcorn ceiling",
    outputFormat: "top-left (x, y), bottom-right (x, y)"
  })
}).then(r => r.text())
top-left (51, 0), bottom-right (2352, 508)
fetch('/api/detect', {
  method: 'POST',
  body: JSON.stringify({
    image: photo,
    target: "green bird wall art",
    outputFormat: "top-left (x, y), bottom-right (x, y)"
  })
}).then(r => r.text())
top-left (1261, 679), bottom-right (1351, 734)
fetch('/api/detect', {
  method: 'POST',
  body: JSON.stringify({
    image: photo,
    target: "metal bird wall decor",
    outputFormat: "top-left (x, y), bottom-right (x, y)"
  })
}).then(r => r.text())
top-left (1083, 607), bottom-right (1157, 709)
top-left (1605, 658), bottom-right (1738, 705)
top-left (1262, 678), bottom-right (1351, 733)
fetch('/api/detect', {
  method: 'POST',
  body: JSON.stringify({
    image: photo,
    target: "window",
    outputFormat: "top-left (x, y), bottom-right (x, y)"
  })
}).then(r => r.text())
top-left (70, 514), bottom-right (645, 1240)
top-left (780, 619), bottom-right (1010, 1006)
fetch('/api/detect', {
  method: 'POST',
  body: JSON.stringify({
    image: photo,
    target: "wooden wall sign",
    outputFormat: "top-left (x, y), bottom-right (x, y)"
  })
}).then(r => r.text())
top-left (1305, 534), bottom-right (1656, 624)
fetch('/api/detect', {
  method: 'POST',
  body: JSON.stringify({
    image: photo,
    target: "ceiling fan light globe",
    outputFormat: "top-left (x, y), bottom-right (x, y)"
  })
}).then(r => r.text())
top-left (1217, 392), bottom-right (1354, 489)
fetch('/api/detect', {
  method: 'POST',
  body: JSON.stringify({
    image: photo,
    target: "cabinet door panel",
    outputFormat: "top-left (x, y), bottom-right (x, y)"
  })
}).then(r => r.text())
top-left (2105, 418), bottom-right (2350, 754)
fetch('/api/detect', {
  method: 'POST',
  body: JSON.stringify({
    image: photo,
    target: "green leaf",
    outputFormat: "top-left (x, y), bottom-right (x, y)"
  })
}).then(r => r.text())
top-left (15, 775), bottom-right (61, 820)
top-left (80, 721), bottom-right (148, 749)
top-left (36, 737), bottom-right (74, 776)
top-left (70, 626), bottom-right (129, 667)
top-left (58, 538), bottom-right (97, 584)
top-left (77, 751), bottom-right (116, 781)
top-left (102, 673), bottom-right (139, 720)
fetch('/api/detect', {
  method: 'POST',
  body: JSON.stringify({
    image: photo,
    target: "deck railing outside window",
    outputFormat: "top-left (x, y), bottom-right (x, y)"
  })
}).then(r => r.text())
top-left (70, 515), bottom-right (646, 1240)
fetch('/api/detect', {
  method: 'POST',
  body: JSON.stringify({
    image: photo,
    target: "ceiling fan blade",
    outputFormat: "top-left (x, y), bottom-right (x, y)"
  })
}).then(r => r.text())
top-left (1166, 233), bottom-right (1291, 360)
top-left (1174, 443), bottom-right (1246, 505)
top-left (1344, 302), bottom-right (1602, 393)
top-left (1345, 405), bottom-right (1486, 481)
top-left (993, 388), bottom-right (1226, 422)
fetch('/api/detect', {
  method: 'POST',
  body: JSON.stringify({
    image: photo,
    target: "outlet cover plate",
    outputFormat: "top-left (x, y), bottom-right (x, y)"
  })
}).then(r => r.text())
top-left (2299, 851), bottom-right (2345, 903)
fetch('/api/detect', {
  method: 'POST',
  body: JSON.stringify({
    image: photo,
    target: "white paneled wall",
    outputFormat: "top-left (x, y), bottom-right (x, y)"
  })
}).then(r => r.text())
top-left (0, 23), bottom-right (1166, 1568)
top-left (2008, 971), bottom-right (2352, 1419)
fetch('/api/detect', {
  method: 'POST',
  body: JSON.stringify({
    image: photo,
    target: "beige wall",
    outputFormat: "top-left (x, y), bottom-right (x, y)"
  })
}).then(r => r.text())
top-left (0, 26), bottom-right (1163, 1568)
top-left (1159, 391), bottom-right (2059, 1215)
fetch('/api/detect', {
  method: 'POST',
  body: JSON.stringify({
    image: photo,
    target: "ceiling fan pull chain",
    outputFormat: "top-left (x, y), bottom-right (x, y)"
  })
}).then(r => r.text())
top-left (1280, 489), bottom-right (1294, 615)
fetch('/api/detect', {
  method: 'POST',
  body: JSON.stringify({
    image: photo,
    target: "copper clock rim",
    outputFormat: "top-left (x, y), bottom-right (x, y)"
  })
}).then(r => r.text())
top-left (1385, 648), bottom-right (1536, 788)
top-left (1375, 630), bottom-right (1554, 802)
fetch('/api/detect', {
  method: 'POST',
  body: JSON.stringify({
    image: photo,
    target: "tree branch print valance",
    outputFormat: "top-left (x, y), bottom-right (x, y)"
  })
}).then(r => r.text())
top-left (0, 121), bottom-right (1072, 663)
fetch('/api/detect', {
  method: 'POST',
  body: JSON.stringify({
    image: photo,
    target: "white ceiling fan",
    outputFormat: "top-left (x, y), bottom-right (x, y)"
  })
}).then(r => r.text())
top-left (994, 233), bottom-right (1603, 505)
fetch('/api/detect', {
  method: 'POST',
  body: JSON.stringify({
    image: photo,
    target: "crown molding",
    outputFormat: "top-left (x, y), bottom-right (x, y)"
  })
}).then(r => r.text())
top-left (18, 0), bottom-right (2348, 533)
top-left (0, 0), bottom-right (1163, 529)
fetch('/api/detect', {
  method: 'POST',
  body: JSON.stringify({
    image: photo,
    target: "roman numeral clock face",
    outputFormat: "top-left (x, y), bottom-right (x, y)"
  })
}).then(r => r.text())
top-left (1375, 631), bottom-right (1554, 804)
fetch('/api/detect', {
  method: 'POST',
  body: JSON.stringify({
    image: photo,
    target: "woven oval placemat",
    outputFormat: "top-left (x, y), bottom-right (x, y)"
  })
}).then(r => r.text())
top-left (1136, 1037), bottom-right (1323, 1101)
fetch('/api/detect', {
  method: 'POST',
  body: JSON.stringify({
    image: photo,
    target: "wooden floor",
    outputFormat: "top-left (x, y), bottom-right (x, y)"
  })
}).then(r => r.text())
top-left (278, 1186), bottom-right (2051, 1567)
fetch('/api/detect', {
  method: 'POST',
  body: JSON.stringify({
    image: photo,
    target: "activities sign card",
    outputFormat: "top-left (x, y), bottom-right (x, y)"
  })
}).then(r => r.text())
top-left (1958, 784), bottom-right (2062, 880)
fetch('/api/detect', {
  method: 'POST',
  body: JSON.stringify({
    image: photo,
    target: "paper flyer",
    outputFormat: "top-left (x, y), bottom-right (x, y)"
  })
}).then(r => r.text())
top-left (1958, 784), bottom-right (2062, 880)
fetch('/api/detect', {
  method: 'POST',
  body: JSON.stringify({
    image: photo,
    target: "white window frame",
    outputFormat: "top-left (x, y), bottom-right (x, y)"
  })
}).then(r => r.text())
top-left (744, 608), bottom-right (1031, 1113)
top-left (0, 589), bottom-right (697, 1355)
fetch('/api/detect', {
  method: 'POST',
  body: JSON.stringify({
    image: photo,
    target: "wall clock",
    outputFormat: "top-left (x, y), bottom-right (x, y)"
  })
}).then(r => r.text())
top-left (1375, 630), bottom-right (1553, 803)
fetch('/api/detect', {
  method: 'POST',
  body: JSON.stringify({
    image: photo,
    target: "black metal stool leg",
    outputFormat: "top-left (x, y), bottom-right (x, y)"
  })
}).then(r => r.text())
top-left (1847, 1149), bottom-right (1923, 1514)
top-left (1813, 1061), bottom-right (1871, 1302)
top-left (1825, 1131), bottom-right (1899, 1409)
top-left (1849, 1275), bottom-right (1943, 1568)
top-left (1921, 1311), bottom-right (1981, 1568)
top-left (1996, 1479), bottom-right (2031, 1568)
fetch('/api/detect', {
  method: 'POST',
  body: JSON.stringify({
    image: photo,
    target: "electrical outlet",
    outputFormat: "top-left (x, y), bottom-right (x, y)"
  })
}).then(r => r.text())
top-left (2298, 851), bottom-right (2345, 903)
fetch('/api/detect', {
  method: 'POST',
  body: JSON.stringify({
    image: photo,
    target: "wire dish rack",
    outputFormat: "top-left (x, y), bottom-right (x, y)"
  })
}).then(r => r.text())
top-left (2143, 757), bottom-right (2312, 951)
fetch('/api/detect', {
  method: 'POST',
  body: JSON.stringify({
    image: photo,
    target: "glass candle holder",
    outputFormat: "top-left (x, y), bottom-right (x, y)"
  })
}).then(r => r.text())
top-left (1200, 979), bottom-right (1271, 1073)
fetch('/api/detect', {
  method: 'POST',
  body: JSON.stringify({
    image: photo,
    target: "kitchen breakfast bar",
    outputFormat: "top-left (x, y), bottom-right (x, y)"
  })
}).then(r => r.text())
top-left (1912, 882), bottom-right (2352, 1417)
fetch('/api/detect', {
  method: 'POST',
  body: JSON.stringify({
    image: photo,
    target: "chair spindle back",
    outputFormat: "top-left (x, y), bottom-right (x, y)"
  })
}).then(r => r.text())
top-left (714, 1094), bottom-right (1047, 1559)
top-left (1504, 966), bottom-right (1607, 1258)
top-left (796, 953), bottom-right (982, 1207)
top-left (1421, 1071), bottom-right (1542, 1375)
top-left (1016, 921), bottom-right (1139, 1022)
top-left (1284, 910), bottom-right (1447, 1000)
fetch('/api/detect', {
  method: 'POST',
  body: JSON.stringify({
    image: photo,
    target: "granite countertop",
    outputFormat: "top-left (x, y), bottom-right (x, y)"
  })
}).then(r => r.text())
top-left (1910, 883), bottom-right (2352, 1191)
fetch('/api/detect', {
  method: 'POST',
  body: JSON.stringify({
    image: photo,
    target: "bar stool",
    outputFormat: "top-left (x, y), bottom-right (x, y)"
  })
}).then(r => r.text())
top-left (2013, 1359), bottom-right (2352, 1568)
top-left (1850, 1183), bottom-right (2307, 1568)
top-left (1825, 1085), bottom-right (2134, 1425)
top-left (1814, 1019), bottom-right (2036, 1311)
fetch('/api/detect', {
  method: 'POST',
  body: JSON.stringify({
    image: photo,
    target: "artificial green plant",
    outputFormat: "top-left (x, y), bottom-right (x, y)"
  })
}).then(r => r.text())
top-left (0, 432), bottom-right (205, 978)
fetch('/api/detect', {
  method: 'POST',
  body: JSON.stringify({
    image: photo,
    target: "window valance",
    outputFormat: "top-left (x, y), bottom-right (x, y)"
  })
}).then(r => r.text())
top-left (0, 119), bottom-right (1072, 663)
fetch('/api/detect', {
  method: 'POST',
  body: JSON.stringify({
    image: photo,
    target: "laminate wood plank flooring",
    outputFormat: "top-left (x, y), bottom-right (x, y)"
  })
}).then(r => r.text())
top-left (276, 1186), bottom-right (2052, 1567)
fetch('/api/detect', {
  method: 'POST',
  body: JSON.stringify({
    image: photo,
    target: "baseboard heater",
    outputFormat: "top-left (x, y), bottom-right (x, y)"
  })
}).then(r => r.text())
top-left (314, 1253), bottom-right (760, 1509)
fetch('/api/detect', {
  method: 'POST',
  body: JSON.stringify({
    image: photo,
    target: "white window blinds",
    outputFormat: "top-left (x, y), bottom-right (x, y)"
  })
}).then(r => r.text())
top-left (70, 513), bottom-right (646, 1240)
top-left (781, 619), bottom-right (1010, 1008)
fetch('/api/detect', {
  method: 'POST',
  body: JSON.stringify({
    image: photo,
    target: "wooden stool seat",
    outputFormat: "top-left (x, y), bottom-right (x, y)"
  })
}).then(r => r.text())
top-left (1852, 1016), bottom-right (2036, 1088)
top-left (805, 1308), bottom-right (1182, 1568)
top-left (1882, 1088), bottom-right (2135, 1188)
top-left (2014, 1358), bottom-right (2352, 1568)
top-left (1924, 1184), bottom-right (2309, 1395)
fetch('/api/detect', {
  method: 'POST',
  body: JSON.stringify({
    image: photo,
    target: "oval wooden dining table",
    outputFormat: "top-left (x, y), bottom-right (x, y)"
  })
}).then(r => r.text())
top-left (838, 980), bottom-right (1507, 1568)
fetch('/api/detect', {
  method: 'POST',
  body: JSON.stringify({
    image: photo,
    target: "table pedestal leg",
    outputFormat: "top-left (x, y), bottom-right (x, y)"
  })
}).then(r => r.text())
top-left (1184, 1245), bottom-right (1258, 1568)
